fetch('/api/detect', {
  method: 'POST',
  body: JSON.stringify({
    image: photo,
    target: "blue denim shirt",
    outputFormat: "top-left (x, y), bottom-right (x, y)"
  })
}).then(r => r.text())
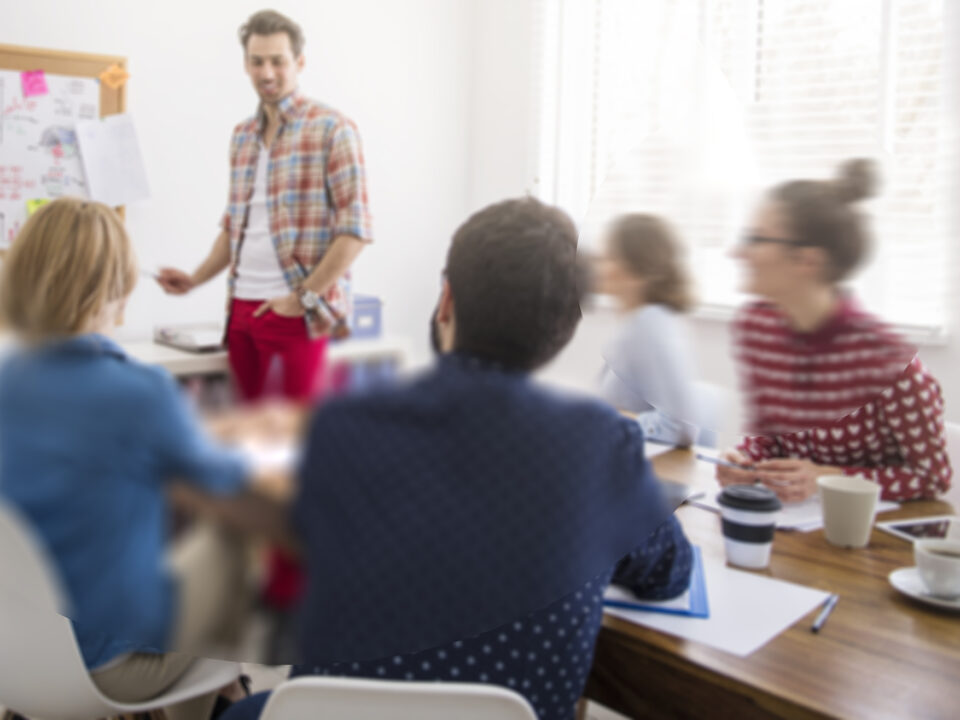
top-left (0, 334), bottom-right (248, 669)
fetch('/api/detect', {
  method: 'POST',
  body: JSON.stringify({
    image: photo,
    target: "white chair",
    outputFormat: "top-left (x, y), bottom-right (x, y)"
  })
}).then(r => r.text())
top-left (259, 677), bottom-right (539, 720)
top-left (0, 500), bottom-right (240, 720)
top-left (942, 421), bottom-right (960, 510)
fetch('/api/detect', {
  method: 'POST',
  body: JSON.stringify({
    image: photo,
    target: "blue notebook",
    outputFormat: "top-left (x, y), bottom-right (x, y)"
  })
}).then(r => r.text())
top-left (602, 546), bottom-right (709, 618)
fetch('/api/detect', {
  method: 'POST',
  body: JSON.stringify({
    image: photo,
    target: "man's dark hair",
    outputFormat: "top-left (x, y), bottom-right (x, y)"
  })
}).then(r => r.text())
top-left (239, 9), bottom-right (305, 58)
top-left (446, 197), bottom-right (583, 371)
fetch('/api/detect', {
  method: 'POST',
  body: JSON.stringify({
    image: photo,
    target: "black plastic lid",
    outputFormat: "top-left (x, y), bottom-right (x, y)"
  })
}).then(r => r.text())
top-left (717, 484), bottom-right (782, 512)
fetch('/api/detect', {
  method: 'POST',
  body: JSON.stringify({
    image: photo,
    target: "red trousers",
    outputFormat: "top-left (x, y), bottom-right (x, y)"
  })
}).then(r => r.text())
top-left (226, 299), bottom-right (329, 403)
top-left (227, 298), bottom-right (327, 608)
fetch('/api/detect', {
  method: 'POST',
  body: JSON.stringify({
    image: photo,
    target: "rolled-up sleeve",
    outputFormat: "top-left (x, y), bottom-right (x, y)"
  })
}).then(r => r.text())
top-left (326, 120), bottom-right (373, 243)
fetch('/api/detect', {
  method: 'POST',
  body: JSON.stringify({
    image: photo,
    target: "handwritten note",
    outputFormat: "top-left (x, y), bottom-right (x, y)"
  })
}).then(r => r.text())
top-left (20, 70), bottom-right (48, 98)
top-left (0, 70), bottom-right (100, 248)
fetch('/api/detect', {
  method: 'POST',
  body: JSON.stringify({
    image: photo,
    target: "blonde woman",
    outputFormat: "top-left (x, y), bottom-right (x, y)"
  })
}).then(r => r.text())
top-left (0, 199), bottom-right (250, 720)
top-left (595, 214), bottom-right (702, 446)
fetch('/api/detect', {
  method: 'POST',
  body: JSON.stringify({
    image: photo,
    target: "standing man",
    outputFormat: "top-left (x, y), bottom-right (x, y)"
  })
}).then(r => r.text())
top-left (159, 9), bottom-right (373, 402)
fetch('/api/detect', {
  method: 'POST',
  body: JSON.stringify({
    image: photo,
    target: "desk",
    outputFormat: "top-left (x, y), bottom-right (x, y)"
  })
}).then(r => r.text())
top-left (123, 336), bottom-right (413, 378)
top-left (585, 450), bottom-right (959, 720)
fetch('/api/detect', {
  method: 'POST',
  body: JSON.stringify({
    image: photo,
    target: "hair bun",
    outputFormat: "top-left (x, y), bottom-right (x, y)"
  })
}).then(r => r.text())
top-left (835, 158), bottom-right (878, 203)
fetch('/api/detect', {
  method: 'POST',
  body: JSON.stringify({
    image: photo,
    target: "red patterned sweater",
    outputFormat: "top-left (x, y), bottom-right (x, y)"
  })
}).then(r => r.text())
top-left (734, 298), bottom-right (952, 501)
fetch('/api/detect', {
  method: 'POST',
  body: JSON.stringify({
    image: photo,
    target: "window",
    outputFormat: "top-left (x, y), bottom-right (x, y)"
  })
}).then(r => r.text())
top-left (537, 0), bottom-right (953, 336)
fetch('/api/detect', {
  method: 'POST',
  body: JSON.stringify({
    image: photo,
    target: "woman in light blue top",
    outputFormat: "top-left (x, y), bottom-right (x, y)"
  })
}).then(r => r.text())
top-left (595, 214), bottom-right (702, 446)
top-left (0, 198), bottom-right (250, 720)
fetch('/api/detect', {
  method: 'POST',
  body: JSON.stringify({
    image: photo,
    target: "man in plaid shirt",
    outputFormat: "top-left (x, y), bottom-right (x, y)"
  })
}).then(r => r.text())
top-left (158, 9), bottom-right (373, 401)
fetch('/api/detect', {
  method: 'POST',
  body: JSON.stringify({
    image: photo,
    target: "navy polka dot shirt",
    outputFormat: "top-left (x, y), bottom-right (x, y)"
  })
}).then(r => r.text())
top-left (221, 354), bottom-right (693, 720)
top-left (222, 519), bottom-right (689, 720)
top-left (279, 519), bottom-right (690, 720)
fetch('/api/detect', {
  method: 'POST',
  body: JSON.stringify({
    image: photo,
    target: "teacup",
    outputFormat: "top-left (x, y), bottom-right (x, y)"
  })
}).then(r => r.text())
top-left (915, 539), bottom-right (960, 598)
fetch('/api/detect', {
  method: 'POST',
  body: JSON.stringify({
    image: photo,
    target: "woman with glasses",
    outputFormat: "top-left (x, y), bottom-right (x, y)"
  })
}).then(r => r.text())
top-left (716, 159), bottom-right (952, 502)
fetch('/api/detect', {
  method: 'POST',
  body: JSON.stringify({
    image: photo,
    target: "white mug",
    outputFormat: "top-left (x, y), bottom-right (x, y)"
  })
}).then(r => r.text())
top-left (817, 474), bottom-right (880, 548)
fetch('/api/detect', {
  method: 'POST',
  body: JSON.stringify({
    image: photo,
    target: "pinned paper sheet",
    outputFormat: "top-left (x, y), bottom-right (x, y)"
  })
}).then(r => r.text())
top-left (0, 70), bottom-right (99, 249)
top-left (75, 114), bottom-right (150, 207)
top-left (99, 63), bottom-right (129, 90)
top-left (20, 70), bottom-right (48, 97)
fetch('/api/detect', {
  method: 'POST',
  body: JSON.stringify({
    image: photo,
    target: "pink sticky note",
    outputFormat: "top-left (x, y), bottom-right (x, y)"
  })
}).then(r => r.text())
top-left (21, 70), bottom-right (49, 98)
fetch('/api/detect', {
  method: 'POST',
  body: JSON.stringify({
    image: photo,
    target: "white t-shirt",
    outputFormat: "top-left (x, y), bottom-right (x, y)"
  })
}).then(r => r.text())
top-left (233, 145), bottom-right (290, 300)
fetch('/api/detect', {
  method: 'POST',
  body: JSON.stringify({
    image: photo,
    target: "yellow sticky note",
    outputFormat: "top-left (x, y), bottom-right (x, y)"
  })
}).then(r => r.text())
top-left (99, 63), bottom-right (130, 90)
top-left (26, 198), bottom-right (50, 216)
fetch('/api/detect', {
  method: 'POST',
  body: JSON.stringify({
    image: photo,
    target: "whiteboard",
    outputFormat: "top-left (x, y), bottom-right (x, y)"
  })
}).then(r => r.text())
top-left (0, 70), bottom-right (100, 247)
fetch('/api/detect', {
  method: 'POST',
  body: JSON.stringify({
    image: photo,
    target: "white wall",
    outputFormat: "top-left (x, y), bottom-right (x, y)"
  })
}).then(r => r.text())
top-left (2, 0), bottom-right (476, 364)
top-left (465, 0), bottom-right (539, 210)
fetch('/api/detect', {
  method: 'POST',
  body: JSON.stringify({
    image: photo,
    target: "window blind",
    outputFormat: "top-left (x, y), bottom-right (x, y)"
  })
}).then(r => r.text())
top-left (537, 0), bottom-right (952, 334)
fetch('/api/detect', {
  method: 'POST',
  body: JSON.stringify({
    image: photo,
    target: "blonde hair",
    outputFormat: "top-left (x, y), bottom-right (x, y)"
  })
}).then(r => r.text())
top-left (0, 197), bottom-right (137, 341)
top-left (607, 213), bottom-right (694, 312)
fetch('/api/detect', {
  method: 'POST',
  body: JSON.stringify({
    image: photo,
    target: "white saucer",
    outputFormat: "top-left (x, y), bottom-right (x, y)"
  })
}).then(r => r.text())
top-left (888, 567), bottom-right (960, 611)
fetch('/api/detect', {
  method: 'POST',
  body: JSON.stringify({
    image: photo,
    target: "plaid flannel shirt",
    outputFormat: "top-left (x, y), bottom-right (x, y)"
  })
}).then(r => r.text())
top-left (222, 91), bottom-right (373, 336)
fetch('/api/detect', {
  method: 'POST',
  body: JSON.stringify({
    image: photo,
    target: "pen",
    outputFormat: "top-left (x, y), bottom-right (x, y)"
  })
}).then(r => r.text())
top-left (695, 452), bottom-right (754, 471)
top-left (811, 593), bottom-right (839, 633)
top-left (696, 454), bottom-right (792, 488)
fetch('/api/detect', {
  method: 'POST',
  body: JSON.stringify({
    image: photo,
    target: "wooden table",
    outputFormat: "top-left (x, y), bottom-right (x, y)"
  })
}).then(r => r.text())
top-left (585, 449), bottom-right (959, 720)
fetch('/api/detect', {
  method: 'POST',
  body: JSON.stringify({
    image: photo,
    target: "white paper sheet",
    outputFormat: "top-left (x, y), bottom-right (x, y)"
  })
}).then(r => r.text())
top-left (604, 556), bottom-right (830, 656)
top-left (645, 441), bottom-right (678, 459)
top-left (690, 482), bottom-right (899, 531)
top-left (605, 583), bottom-right (693, 612)
top-left (75, 114), bottom-right (150, 206)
